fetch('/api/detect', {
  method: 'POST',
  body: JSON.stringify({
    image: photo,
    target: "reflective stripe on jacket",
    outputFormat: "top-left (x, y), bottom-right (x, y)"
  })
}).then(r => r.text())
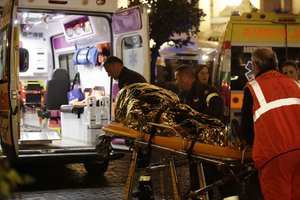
top-left (245, 70), bottom-right (300, 169)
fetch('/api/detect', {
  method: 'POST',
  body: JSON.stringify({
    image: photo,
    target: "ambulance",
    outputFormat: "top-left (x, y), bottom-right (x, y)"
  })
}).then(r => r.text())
top-left (0, 0), bottom-right (150, 174)
top-left (212, 11), bottom-right (300, 130)
top-left (156, 40), bottom-right (217, 83)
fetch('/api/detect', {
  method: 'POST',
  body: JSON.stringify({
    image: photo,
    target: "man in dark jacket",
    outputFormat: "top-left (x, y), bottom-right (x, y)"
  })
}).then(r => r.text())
top-left (174, 65), bottom-right (223, 120)
top-left (174, 65), bottom-right (230, 199)
top-left (103, 56), bottom-right (147, 89)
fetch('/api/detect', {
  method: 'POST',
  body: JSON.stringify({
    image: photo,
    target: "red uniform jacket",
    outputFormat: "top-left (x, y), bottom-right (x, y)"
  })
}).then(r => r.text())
top-left (245, 70), bottom-right (300, 169)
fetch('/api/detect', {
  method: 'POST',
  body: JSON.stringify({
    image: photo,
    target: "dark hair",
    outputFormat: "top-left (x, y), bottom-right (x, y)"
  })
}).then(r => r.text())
top-left (103, 56), bottom-right (123, 66)
top-left (175, 65), bottom-right (195, 78)
top-left (281, 60), bottom-right (299, 71)
top-left (195, 65), bottom-right (211, 84)
top-left (251, 48), bottom-right (278, 70)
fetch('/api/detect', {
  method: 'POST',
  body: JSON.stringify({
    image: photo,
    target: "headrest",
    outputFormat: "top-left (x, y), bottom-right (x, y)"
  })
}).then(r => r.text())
top-left (52, 68), bottom-right (69, 80)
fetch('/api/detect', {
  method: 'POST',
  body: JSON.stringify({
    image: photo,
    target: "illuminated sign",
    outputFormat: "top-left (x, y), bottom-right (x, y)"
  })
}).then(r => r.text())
top-left (231, 25), bottom-right (300, 43)
top-left (243, 27), bottom-right (300, 39)
top-left (243, 46), bottom-right (272, 53)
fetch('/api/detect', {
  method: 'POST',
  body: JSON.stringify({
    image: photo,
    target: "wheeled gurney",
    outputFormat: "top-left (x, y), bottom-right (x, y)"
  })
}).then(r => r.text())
top-left (103, 122), bottom-right (253, 200)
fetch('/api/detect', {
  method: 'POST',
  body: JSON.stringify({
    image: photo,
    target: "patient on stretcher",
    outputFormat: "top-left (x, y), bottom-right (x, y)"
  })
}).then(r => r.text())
top-left (114, 83), bottom-right (242, 150)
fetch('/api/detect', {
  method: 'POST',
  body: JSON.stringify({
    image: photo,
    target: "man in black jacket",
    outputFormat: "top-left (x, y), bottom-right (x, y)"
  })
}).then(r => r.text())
top-left (174, 65), bottom-right (232, 199)
top-left (103, 56), bottom-right (147, 89)
top-left (174, 65), bottom-right (223, 121)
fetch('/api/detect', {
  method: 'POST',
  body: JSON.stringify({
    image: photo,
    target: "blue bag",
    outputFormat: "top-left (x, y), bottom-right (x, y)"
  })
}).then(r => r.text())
top-left (68, 72), bottom-right (84, 104)
top-left (72, 46), bottom-right (98, 65)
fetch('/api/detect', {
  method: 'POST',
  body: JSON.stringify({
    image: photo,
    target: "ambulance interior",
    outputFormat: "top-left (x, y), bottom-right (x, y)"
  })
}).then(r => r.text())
top-left (17, 11), bottom-right (114, 152)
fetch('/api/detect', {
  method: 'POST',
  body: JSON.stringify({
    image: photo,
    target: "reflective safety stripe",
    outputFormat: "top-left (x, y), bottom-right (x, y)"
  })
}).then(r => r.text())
top-left (250, 79), bottom-right (300, 122)
top-left (206, 93), bottom-right (219, 107)
top-left (253, 98), bottom-right (300, 122)
top-left (295, 80), bottom-right (300, 88)
top-left (249, 80), bottom-right (267, 106)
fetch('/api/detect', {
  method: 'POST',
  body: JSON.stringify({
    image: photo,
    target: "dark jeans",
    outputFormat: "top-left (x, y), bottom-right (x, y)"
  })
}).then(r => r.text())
top-left (189, 162), bottom-right (240, 199)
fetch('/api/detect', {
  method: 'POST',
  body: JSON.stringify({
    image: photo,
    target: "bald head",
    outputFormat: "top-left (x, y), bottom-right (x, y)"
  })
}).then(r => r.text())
top-left (251, 48), bottom-right (278, 73)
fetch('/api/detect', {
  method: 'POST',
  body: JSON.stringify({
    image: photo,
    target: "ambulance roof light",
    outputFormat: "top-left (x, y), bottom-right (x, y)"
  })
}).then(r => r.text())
top-left (246, 13), bottom-right (252, 19)
top-left (231, 11), bottom-right (240, 16)
top-left (277, 17), bottom-right (296, 23)
top-left (260, 14), bottom-right (266, 19)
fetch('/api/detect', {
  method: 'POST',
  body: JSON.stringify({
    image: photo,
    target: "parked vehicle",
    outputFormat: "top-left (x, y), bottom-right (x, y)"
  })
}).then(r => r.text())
top-left (0, 0), bottom-right (150, 174)
top-left (212, 11), bottom-right (300, 128)
top-left (156, 40), bottom-right (217, 84)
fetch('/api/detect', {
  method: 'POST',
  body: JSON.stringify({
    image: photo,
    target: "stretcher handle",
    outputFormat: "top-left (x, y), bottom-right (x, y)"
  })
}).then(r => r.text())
top-left (147, 122), bottom-right (186, 152)
top-left (241, 145), bottom-right (252, 165)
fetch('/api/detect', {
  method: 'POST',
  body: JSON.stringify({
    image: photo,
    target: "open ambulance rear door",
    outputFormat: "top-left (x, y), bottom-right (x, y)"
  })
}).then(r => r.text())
top-left (0, 0), bottom-right (20, 159)
top-left (112, 5), bottom-right (150, 82)
top-left (110, 5), bottom-right (150, 120)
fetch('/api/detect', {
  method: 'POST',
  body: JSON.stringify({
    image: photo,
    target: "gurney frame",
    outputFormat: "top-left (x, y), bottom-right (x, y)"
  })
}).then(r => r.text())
top-left (102, 122), bottom-right (253, 200)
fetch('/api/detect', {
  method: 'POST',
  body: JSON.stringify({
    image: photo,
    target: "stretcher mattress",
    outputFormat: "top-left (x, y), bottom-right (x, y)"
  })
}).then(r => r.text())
top-left (103, 122), bottom-right (252, 161)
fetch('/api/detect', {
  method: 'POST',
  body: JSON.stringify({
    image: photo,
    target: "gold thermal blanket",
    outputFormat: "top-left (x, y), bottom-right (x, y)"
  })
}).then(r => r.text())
top-left (114, 83), bottom-right (243, 150)
top-left (103, 122), bottom-right (252, 160)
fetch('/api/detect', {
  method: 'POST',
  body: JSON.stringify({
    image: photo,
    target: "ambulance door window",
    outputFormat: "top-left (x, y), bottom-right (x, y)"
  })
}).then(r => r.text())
top-left (211, 50), bottom-right (222, 88)
top-left (230, 46), bottom-right (249, 90)
top-left (58, 53), bottom-right (77, 82)
top-left (271, 47), bottom-right (288, 67)
top-left (122, 35), bottom-right (144, 75)
top-left (284, 24), bottom-right (300, 68)
top-left (123, 35), bottom-right (142, 49)
top-left (273, 47), bottom-right (300, 71)
top-left (0, 29), bottom-right (8, 81)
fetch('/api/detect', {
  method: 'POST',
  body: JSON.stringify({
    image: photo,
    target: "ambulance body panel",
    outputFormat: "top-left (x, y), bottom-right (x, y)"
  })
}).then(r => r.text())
top-left (212, 12), bottom-right (300, 128)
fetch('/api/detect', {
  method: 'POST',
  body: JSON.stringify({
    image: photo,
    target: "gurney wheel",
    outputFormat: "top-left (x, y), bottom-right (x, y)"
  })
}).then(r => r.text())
top-left (96, 135), bottom-right (112, 159)
top-left (85, 135), bottom-right (111, 175)
top-left (84, 159), bottom-right (109, 175)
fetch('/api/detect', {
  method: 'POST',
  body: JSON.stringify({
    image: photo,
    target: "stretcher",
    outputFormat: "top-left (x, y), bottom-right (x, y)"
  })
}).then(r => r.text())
top-left (103, 122), bottom-right (253, 200)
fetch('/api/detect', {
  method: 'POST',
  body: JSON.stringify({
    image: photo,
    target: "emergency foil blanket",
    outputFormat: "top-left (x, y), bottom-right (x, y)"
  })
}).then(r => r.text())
top-left (115, 83), bottom-right (241, 149)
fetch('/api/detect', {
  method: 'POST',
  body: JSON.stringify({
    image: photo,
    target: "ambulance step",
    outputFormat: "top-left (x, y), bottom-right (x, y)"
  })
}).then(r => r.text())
top-left (20, 131), bottom-right (61, 143)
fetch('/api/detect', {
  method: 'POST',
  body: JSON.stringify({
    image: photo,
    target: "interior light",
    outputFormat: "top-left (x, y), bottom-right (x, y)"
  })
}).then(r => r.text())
top-left (33, 20), bottom-right (42, 25)
top-left (202, 54), bottom-right (209, 61)
top-left (22, 12), bottom-right (29, 18)
top-left (52, 14), bottom-right (65, 19)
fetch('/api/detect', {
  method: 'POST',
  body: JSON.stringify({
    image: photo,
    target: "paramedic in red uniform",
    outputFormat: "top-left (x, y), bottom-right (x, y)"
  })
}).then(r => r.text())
top-left (241, 48), bottom-right (300, 199)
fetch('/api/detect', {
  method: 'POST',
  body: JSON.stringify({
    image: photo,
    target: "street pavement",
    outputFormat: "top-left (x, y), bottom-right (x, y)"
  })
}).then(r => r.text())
top-left (8, 149), bottom-right (263, 200)
top-left (8, 151), bottom-right (190, 200)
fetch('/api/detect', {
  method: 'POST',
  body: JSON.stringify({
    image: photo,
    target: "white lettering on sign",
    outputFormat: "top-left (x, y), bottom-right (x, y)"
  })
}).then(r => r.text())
top-left (243, 46), bottom-right (272, 53)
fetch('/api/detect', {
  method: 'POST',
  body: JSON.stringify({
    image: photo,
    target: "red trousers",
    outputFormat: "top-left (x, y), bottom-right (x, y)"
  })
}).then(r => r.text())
top-left (259, 150), bottom-right (300, 200)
